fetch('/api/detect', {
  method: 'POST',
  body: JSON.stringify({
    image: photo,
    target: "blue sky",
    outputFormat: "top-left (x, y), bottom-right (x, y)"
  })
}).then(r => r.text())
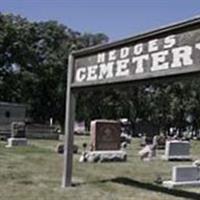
top-left (1, 0), bottom-right (200, 41)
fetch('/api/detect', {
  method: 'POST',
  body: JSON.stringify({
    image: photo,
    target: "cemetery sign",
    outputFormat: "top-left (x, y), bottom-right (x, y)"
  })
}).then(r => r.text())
top-left (72, 18), bottom-right (200, 88)
top-left (63, 17), bottom-right (200, 187)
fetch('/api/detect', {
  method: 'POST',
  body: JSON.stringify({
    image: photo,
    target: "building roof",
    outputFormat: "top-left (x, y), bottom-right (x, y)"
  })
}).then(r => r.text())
top-left (0, 101), bottom-right (27, 108)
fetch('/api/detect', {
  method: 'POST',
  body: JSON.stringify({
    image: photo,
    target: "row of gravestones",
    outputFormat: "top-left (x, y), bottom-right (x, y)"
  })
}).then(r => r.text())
top-left (81, 119), bottom-right (200, 188)
top-left (4, 119), bottom-right (200, 188)
top-left (87, 119), bottom-right (192, 161)
top-left (80, 120), bottom-right (190, 162)
top-left (159, 140), bottom-right (200, 188)
top-left (139, 135), bottom-right (200, 188)
top-left (138, 132), bottom-right (200, 188)
top-left (162, 141), bottom-right (200, 188)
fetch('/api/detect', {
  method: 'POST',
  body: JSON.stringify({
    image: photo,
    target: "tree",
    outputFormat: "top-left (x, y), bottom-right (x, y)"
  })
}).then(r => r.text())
top-left (0, 13), bottom-right (108, 129)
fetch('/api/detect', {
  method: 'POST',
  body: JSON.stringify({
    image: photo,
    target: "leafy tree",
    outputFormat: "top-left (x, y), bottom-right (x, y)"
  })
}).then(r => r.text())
top-left (0, 13), bottom-right (108, 129)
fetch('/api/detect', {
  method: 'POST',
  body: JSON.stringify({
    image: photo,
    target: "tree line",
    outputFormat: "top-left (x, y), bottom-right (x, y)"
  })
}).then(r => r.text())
top-left (1, 13), bottom-right (200, 134)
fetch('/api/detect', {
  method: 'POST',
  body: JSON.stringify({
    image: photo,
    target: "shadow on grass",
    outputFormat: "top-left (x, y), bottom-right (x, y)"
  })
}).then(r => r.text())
top-left (73, 177), bottom-right (200, 199)
top-left (112, 177), bottom-right (200, 200)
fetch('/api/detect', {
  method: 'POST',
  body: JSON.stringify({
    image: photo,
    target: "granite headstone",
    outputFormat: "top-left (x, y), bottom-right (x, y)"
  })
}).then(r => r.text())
top-left (162, 140), bottom-right (191, 160)
top-left (90, 120), bottom-right (121, 151)
top-left (11, 121), bottom-right (26, 138)
top-left (6, 121), bottom-right (27, 147)
top-left (163, 165), bottom-right (200, 188)
top-left (80, 120), bottom-right (126, 162)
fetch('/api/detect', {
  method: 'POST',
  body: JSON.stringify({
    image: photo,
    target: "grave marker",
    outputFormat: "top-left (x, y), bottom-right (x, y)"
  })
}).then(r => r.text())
top-left (162, 140), bottom-right (191, 160)
top-left (163, 165), bottom-right (200, 188)
top-left (6, 121), bottom-right (28, 147)
top-left (78, 119), bottom-right (126, 162)
top-left (90, 120), bottom-right (121, 151)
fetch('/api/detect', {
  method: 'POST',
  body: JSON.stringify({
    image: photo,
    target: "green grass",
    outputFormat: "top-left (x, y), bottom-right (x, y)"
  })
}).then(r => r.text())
top-left (0, 136), bottom-right (200, 200)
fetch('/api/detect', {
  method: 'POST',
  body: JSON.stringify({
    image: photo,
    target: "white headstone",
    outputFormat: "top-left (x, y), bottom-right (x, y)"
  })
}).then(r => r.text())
top-left (6, 138), bottom-right (28, 147)
top-left (162, 140), bottom-right (191, 160)
top-left (163, 165), bottom-right (200, 188)
top-left (172, 166), bottom-right (200, 182)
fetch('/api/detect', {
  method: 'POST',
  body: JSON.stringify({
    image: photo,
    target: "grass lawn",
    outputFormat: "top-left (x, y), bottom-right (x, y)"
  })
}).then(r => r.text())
top-left (0, 136), bottom-right (200, 200)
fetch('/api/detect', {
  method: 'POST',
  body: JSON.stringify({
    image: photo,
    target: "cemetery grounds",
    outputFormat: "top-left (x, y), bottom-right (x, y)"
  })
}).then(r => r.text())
top-left (0, 136), bottom-right (200, 200)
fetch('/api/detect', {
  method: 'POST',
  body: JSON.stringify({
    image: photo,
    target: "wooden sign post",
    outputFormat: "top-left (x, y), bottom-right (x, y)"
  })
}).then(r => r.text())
top-left (62, 55), bottom-right (76, 187)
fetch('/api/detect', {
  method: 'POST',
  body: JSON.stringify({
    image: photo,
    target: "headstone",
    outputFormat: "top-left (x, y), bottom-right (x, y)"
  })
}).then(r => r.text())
top-left (163, 165), bottom-right (200, 188)
top-left (80, 119), bottom-right (126, 162)
top-left (7, 138), bottom-right (27, 147)
top-left (162, 140), bottom-right (191, 160)
top-left (90, 120), bottom-right (121, 151)
top-left (6, 121), bottom-right (28, 147)
top-left (11, 121), bottom-right (26, 138)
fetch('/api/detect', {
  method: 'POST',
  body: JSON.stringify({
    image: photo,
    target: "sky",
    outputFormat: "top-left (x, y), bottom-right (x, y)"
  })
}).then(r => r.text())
top-left (0, 0), bottom-right (200, 41)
